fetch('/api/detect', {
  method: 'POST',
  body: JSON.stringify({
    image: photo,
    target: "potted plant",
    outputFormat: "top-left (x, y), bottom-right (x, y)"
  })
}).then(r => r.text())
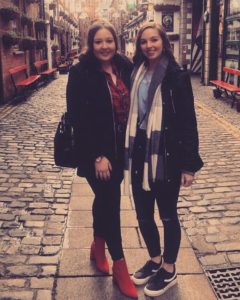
top-left (49, 2), bottom-right (56, 10)
top-left (36, 39), bottom-right (46, 49)
top-left (2, 31), bottom-right (20, 48)
top-left (21, 14), bottom-right (33, 26)
top-left (0, 6), bottom-right (20, 22)
top-left (20, 36), bottom-right (36, 50)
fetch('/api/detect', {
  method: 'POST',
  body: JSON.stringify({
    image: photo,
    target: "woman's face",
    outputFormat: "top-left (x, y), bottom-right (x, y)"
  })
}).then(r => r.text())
top-left (139, 28), bottom-right (163, 63)
top-left (93, 28), bottom-right (116, 63)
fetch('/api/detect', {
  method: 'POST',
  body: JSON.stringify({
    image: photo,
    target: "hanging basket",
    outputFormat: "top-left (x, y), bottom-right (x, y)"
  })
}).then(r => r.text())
top-left (19, 37), bottom-right (36, 50)
top-left (0, 6), bottom-right (20, 22)
top-left (2, 31), bottom-right (20, 48)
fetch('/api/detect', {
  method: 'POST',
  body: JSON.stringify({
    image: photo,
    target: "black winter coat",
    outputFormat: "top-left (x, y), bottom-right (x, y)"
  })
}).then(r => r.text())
top-left (66, 53), bottom-right (133, 177)
top-left (156, 60), bottom-right (204, 181)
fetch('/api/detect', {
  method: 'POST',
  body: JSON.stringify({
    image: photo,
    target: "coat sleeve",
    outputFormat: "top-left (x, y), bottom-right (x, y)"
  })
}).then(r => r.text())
top-left (173, 71), bottom-right (203, 173)
top-left (66, 66), bottom-right (80, 126)
top-left (66, 66), bottom-right (107, 163)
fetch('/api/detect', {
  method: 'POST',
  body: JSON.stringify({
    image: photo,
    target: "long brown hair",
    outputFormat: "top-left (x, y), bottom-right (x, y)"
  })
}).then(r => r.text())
top-left (133, 22), bottom-right (175, 65)
top-left (86, 19), bottom-right (118, 54)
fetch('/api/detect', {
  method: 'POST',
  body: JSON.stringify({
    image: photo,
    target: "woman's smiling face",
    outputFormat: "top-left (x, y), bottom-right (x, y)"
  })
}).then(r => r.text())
top-left (140, 28), bottom-right (163, 63)
top-left (93, 28), bottom-right (116, 63)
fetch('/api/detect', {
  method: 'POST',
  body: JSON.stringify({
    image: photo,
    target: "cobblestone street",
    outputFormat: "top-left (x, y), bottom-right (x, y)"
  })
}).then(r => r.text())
top-left (0, 75), bottom-right (75, 299)
top-left (0, 73), bottom-right (239, 299)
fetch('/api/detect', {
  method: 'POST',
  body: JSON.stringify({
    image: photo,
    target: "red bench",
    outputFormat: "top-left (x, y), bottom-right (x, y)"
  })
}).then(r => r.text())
top-left (34, 60), bottom-right (57, 79)
top-left (56, 56), bottom-right (71, 74)
top-left (9, 64), bottom-right (40, 96)
top-left (210, 67), bottom-right (240, 112)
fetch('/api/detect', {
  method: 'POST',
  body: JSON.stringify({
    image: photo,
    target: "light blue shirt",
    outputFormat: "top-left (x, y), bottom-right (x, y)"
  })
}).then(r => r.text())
top-left (138, 71), bottom-right (153, 130)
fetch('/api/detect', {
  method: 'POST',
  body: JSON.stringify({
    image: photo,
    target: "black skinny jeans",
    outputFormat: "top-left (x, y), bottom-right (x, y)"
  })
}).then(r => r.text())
top-left (131, 129), bottom-right (181, 264)
top-left (85, 131), bottom-right (125, 261)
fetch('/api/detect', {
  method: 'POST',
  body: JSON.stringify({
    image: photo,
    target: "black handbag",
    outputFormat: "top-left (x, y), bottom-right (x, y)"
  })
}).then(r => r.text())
top-left (54, 112), bottom-right (78, 168)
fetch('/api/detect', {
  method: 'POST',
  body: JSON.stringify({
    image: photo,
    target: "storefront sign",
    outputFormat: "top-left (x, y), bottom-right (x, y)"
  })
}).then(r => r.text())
top-left (162, 12), bottom-right (174, 32)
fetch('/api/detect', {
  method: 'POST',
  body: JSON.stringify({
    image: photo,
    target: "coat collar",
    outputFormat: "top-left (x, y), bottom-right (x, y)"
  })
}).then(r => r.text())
top-left (147, 55), bottom-right (169, 112)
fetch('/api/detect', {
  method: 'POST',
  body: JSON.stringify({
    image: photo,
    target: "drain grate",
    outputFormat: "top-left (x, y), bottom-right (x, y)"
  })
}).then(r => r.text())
top-left (206, 268), bottom-right (240, 300)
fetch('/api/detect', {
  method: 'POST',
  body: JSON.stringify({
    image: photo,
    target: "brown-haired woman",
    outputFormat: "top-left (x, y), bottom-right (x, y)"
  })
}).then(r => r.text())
top-left (67, 20), bottom-right (137, 299)
top-left (124, 22), bottom-right (203, 297)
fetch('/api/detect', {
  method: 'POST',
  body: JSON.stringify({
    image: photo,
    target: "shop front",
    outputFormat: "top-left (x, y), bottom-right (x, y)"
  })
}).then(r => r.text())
top-left (223, 0), bottom-right (240, 85)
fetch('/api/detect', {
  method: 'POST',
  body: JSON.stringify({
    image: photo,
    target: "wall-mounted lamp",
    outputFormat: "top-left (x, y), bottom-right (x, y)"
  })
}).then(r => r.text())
top-left (203, 10), bottom-right (209, 23)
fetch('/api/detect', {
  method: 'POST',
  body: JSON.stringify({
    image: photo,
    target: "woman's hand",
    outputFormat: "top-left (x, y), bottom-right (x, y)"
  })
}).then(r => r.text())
top-left (181, 172), bottom-right (194, 187)
top-left (95, 156), bottom-right (112, 181)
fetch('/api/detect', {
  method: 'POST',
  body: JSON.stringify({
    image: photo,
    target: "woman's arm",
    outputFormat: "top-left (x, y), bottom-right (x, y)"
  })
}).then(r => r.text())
top-left (174, 71), bottom-right (203, 173)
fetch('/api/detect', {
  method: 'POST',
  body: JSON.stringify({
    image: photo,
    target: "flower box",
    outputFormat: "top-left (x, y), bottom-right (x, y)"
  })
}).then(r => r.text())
top-left (20, 37), bottom-right (36, 50)
top-left (21, 14), bottom-right (33, 26)
top-left (35, 19), bottom-right (46, 30)
top-left (154, 4), bottom-right (180, 12)
top-left (2, 31), bottom-right (20, 48)
top-left (36, 39), bottom-right (46, 49)
top-left (0, 6), bottom-right (20, 22)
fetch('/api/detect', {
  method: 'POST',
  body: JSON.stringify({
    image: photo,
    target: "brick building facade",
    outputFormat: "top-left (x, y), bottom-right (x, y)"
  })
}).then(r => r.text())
top-left (123, 0), bottom-right (240, 86)
top-left (0, 0), bottom-right (79, 103)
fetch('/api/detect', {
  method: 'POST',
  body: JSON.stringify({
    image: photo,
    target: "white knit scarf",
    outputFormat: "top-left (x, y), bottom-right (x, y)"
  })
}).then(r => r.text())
top-left (124, 56), bottom-right (169, 194)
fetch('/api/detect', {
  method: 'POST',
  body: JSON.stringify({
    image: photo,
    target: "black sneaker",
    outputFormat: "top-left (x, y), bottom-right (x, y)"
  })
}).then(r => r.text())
top-left (144, 265), bottom-right (177, 297)
top-left (132, 259), bottom-right (162, 285)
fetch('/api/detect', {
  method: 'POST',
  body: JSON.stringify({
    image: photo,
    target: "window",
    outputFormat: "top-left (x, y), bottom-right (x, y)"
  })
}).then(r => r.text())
top-left (227, 0), bottom-right (240, 15)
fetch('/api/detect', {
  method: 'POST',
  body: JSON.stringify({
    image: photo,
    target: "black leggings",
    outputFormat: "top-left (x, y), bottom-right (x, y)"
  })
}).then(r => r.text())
top-left (131, 130), bottom-right (181, 264)
top-left (86, 167), bottom-right (124, 261)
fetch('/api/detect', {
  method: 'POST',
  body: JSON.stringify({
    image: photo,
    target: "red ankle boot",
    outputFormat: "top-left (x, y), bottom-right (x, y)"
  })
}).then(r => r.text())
top-left (112, 259), bottom-right (138, 299)
top-left (90, 237), bottom-right (109, 274)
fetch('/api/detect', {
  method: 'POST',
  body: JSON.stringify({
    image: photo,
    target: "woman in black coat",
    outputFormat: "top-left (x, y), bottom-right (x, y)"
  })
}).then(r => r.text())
top-left (66, 21), bottom-right (137, 299)
top-left (124, 22), bottom-right (203, 297)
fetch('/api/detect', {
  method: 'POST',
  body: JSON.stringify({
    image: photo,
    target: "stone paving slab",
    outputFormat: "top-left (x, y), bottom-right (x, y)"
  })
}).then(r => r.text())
top-left (58, 247), bottom-right (202, 276)
top-left (63, 227), bottom-right (141, 249)
top-left (63, 224), bottom-right (191, 250)
top-left (69, 194), bottom-right (133, 210)
top-left (55, 275), bottom-right (216, 300)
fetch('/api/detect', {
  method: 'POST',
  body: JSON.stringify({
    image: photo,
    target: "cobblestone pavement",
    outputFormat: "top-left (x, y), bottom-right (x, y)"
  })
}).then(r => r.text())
top-left (0, 74), bottom-right (239, 299)
top-left (179, 76), bottom-right (240, 270)
top-left (0, 75), bottom-right (75, 299)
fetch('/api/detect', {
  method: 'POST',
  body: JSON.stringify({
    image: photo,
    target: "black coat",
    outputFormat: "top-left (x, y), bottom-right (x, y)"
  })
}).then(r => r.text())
top-left (66, 53), bottom-right (133, 176)
top-left (157, 60), bottom-right (204, 181)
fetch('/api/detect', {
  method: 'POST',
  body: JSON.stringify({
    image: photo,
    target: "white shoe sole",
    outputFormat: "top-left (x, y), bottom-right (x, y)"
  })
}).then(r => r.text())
top-left (131, 274), bottom-right (152, 285)
top-left (144, 278), bottom-right (177, 297)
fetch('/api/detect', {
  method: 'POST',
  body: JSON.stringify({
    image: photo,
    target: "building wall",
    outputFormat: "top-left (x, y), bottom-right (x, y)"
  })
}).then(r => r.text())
top-left (0, 0), bottom-right (48, 102)
top-left (154, 1), bottom-right (181, 63)
top-left (179, 0), bottom-right (193, 69)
